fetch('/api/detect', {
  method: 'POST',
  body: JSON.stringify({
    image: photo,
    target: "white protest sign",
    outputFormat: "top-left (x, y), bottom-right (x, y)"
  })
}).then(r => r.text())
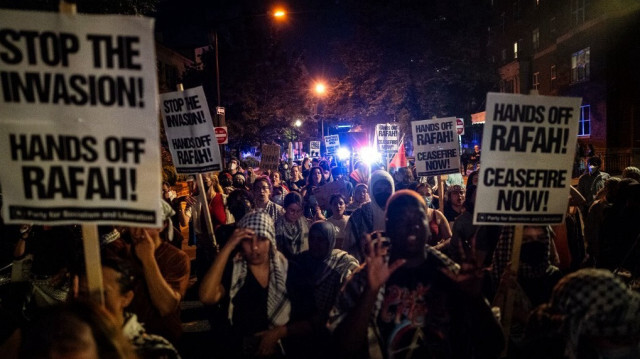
top-left (375, 123), bottom-right (399, 152)
top-left (310, 141), bottom-right (321, 158)
top-left (412, 117), bottom-right (461, 176)
top-left (260, 144), bottom-right (280, 171)
top-left (160, 86), bottom-right (222, 174)
top-left (324, 135), bottom-right (340, 155)
top-left (474, 93), bottom-right (581, 225)
top-left (0, 10), bottom-right (161, 227)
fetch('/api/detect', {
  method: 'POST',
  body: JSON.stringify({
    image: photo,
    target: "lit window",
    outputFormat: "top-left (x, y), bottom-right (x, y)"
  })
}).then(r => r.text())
top-left (533, 72), bottom-right (540, 90)
top-left (514, 41), bottom-right (519, 59)
top-left (578, 105), bottom-right (591, 136)
top-left (532, 28), bottom-right (540, 50)
top-left (571, 47), bottom-right (590, 83)
top-left (550, 65), bottom-right (557, 80)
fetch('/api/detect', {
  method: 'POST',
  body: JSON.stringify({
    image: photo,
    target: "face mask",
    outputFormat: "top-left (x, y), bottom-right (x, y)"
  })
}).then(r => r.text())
top-left (374, 191), bottom-right (392, 208)
top-left (520, 242), bottom-right (548, 265)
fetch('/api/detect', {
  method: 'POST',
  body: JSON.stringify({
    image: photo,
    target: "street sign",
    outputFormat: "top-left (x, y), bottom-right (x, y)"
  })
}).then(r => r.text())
top-left (216, 106), bottom-right (225, 115)
top-left (456, 118), bottom-right (465, 136)
top-left (215, 127), bottom-right (228, 144)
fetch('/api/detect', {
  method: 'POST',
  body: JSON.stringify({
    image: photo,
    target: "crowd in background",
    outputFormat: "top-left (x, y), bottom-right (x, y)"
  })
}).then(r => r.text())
top-left (1, 153), bottom-right (640, 359)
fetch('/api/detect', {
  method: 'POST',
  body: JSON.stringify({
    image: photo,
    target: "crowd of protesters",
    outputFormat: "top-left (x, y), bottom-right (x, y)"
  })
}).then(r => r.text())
top-left (1, 153), bottom-right (640, 359)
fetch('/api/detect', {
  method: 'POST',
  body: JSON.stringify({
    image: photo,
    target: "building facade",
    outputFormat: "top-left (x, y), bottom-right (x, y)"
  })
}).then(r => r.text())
top-left (487, 0), bottom-right (640, 173)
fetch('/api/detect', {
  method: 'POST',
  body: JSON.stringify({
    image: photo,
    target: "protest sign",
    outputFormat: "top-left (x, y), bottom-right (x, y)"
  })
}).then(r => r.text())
top-left (310, 141), bottom-right (321, 158)
top-left (474, 93), bottom-right (581, 225)
top-left (375, 123), bottom-right (399, 152)
top-left (324, 135), bottom-right (340, 155)
top-left (260, 144), bottom-right (280, 172)
top-left (160, 86), bottom-right (222, 173)
top-left (0, 9), bottom-right (160, 226)
top-left (411, 117), bottom-right (461, 177)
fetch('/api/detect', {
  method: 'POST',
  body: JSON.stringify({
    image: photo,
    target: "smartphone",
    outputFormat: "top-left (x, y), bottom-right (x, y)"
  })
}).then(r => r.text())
top-left (370, 230), bottom-right (391, 248)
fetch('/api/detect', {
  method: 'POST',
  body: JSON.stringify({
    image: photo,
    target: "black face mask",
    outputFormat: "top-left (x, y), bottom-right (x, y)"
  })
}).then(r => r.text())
top-left (374, 191), bottom-right (392, 208)
top-left (520, 242), bottom-right (548, 265)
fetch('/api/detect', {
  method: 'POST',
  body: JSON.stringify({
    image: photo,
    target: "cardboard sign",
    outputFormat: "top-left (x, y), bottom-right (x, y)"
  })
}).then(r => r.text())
top-left (324, 135), bottom-right (340, 155)
top-left (0, 10), bottom-right (160, 226)
top-left (411, 117), bottom-right (461, 177)
top-left (310, 141), bottom-right (321, 158)
top-left (160, 86), bottom-right (222, 173)
top-left (260, 144), bottom-right (280, 172)
top-left (375, 123), bottom-right (399, 152)
top-left (473, 93), bottom-right (581, 225)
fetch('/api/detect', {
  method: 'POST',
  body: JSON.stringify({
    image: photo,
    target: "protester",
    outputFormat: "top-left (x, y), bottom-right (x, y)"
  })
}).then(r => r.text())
top-left (233, 173), bottom-right (250, 191)
top-left (199, 211), bottom-right (313, 358)
top-left (349, 161), bottom-right (370, 188)
top-left (275, 192), bottom-right (310, 259)
top-left (75, 257), bottom-right (180, 359)
top-left (326, 194), bottom-right (350, 249)
top-left (467, 169), bottom-right (480, 187)
top-left (329, 190), bottom-right (504, 359)
top-left (584, 177), bottom-right (620, 266)
top-left (622, 166), bottom-right (640, 182)
top-left (13, 300), bottom-right (137, 359)
top-left (252, 176), bottom-right (285, 224)
top-left (345, 183), bottom-right (369, 215)
top-left (128, 222), bottom-right (190, 344)
top-left (288, 164), bottom-right (306, 192)
top-left (302, 166), bottom-right (327, 220)
top-left (470, 144), bottom-right (481, 171)
top-left (343, 170), bottom-right (395, 262)
top-left (415, 182), bottom-right (439, 209)
top-left (577, 156), bottom-right (610, 214)
top-left (525, 268), bottom-right (640, 359)
top-left (392, 166), bottom-right (414, 190)
top-left (294, 221), bottom-right (359, 321)
top-left (269, 170), bottom-right (289, 206)
top-left (162, 181), bottom-right (182, 229)
top-left (205, 173), bottom-right (228, 229)
top-left (443, 184), bottom-right (465, 223)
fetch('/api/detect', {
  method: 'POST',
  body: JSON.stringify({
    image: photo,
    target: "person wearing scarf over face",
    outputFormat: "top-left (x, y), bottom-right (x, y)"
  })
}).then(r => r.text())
top-left (525, 268), bottom-right (640, 359)
top-left (295, 221), bottom-right (360, 321)
top-left (276, 192), bottom-right (310, 259)
top-left (491, 225), bottom-right (563, 356)
top-left (343, 170), bottom-right (394, 262)
top-left (200, 211), bottom-right (309, 358)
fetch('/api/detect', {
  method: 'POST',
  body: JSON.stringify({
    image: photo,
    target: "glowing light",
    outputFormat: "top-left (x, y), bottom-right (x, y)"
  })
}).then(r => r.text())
top-left (337, 147), bottom-right (351, 160)
top-left (273, 9), bottom-right (286, 18)
top-left (294, 119), bottom-right (302, 127)
top-left (359, 146), bottom-right (382, 165)
top-left (314, 83), bottom-right (326, 95)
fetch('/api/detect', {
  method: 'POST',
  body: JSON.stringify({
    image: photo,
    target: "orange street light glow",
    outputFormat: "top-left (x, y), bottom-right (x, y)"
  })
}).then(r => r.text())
top-left (315, 83), bottom-right (326, 95)
top-left (273, 9), bottom-right (286, 18)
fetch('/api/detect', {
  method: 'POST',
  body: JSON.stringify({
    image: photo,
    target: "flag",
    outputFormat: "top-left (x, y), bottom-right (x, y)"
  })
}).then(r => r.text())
top-left (388, 137), bottom-right (407, 169)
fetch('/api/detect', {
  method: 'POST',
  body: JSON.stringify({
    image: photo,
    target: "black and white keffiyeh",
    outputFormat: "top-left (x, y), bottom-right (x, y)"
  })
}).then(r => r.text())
top-left (532, 268), bottom-right (640, 359)
top-left (230, 210), bottom-right (291, 327)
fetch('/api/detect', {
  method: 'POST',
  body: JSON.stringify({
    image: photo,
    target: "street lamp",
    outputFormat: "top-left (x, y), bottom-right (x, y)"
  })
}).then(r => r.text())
top-left (295, 119), bottom-right (302, 127)
top-left (312, 81), bottom-right (327, 140)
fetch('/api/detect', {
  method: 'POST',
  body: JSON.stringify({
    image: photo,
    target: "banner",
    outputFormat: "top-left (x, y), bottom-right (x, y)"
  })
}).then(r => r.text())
top-left (160, 86), bottom-right (222, 173)
top-left (473, 93), bottom-right (581, 225)
top-left (411, 117), bottom-right (461, 177)
top-left (310, 141), bottom-right (320, 158)
top-left (0, 10), bottom-right (160, 226)
top-left (260, 144), bottom-right (280, 172)
top-left (375, 123), bottom-right (399, 152)
top-left (324, 135), bottom-right (340, 155)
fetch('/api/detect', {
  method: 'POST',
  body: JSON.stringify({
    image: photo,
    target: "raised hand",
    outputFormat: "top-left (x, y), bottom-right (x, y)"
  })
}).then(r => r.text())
top-left (364, 234), bottom-right (405, 292)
